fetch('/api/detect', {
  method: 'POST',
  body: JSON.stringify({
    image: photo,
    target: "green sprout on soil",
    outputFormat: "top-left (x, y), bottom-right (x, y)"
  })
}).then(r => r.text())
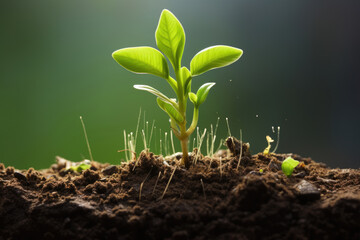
top-left (263, 126), bottom-right (280, 155)
top-left (112, 9), bottom-right (243, 167)
top-left (263, 135), bottom-right (274, 155)
top-left (69, 163), bottom-right (91, 173)
top-left (281, 157), bottom-right (299, 177)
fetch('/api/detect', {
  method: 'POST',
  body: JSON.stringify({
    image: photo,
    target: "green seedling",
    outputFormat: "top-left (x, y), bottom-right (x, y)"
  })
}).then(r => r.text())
top-left (281, 157), bottom-right (299, 177)
top-left (69, 163), bottom-right (91, 173)
top-left (263, 135), bottom-right (274, 155)
top-left (263, 126), bottom-right (281, 155)
top-left (112, 9), bottom-right (243, 167)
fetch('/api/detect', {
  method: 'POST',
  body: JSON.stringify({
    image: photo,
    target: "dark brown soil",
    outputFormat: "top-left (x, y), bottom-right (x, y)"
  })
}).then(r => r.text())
top-left (1, 137), bottom-right (359, 240)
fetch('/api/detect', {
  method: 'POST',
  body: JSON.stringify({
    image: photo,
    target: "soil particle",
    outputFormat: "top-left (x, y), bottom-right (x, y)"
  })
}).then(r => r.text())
top-left (5, 166), bottom-right (14, 175)
top-left (294, 171), bottom-right (307, 178)
top-left (14, 171), bottom-right (27, 182)
top-left (294, 180), bottom-right (321, 202)
top-left (1, 138), bottom-right (360, 239)
top-left (225, 136), bottom-right (251, 157)
top-left (102, 165), bottom-right (119, 175)
top-left (268, 159), bottom-right (281, 171)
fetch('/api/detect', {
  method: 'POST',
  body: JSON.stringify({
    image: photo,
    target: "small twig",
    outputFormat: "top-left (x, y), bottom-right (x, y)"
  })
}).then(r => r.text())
top-left (118, 149), bottom-right (137, 158)
top-left (132, 149), bottom-right (148, 171)
top-left (236, 129), bottom-right (243, 171)
top-left (139, 167), bottom-right (153, 201)
top-left (200, 178), bottom-right (206, 199)
top-left (139, 182), bottom-right (145, 201)
top-left (152, 171), bottom-right (162, 195)
top-left (219, 157), bottom-right (223, 179)
top-left (160, 166), bottom-right (177, 200)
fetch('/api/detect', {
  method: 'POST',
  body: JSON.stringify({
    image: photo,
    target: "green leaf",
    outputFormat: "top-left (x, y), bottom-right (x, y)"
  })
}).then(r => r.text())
top-left (189, 92), bottom-right (197, 104)
top-left (157, 98), bottom-right (184, 123)
top-left (70, 163), bottom-right (91, 173)
top-left (190, 45), bottom-right (243, 76)
top-left (166, 77), bottom-right (178, 94)
top-left (181, 67), bottom-right (192, 95)
top-left (112, 47), bottom-right (169, 79)
top-left (185, 79), bottom-right (192, 98)
top-left (196, 82), bottom-right (216, 106)
top-left (281, 157), bottom-right (300, 177)
top-left (133, 85), bottom-right (178, 110)
top-left (155, 9), bottom-right (185, 69)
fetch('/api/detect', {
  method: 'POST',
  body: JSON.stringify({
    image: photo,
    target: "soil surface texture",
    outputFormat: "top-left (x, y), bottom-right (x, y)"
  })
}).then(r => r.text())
top-left (1, 137), bottom-right (359, 240)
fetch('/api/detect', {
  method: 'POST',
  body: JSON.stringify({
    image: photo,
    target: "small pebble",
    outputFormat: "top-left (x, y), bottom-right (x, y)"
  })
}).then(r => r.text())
top-left (268, 160), bottom-right (281, 172)
top-left (249, 170), bottom-right (262, 176)
top-left (14, 172), bottom-right (27, 182)
top-left (294, 172), bottom-right (306, 178)
top-left (102, 165), bottom-right (118, 175)
top-left (294, 180), bottom-right (320, 201)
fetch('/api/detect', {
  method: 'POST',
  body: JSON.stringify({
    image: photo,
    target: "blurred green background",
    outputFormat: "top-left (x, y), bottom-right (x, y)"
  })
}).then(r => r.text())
top-left (1, 0), bottom-right (359, 169)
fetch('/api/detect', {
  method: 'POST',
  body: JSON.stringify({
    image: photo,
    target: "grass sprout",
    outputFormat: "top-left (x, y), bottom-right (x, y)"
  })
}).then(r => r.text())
top-left (194, 128), bottom-right (207, 164)
top-left (263, 126), bottom-right (281, 155)
top-left (271, 126), bottom-right (281, 153)
top-left (170, 130), bottom-right (176, 155)
top-left (236, 129), bottom-right (243, 171)
top-left (152, 171), bottom-right (162, 195)
top-left (79, 116), bottom-right (94, 161)
top-left (226, 117), bottom-right (231, 137)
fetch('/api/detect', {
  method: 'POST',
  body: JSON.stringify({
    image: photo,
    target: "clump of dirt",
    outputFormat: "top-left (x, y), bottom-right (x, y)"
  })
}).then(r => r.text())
top-left (0, 138), bottom-right (359, 239)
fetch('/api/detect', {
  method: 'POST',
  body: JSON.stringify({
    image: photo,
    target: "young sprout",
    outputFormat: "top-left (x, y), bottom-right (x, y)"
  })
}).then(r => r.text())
top-left (263, 135), bottom-right (274, 156)
top-left (80, 116), bottom-right (94, 161)
top-left (112, 9), bottom-right (243, 168)
top-left (69, 162), bottom-right (91, 173)
top-left (263, 126), bottom-right (281, 156)
top-left (281, 157), bottom-right (299, 177)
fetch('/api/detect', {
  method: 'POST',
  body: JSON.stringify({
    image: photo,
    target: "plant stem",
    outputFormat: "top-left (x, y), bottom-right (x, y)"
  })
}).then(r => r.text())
top-left (175, 67), bottom-right (191, 168)
top-left (186, 107), bottom-right (199, 135)
top-left (180, 136), bottom-right (189, 168)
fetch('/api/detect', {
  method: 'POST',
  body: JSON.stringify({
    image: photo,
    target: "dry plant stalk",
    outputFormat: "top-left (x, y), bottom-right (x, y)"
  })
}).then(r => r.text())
top-left (139, 167), bottom-right (153, 201)
top-left (160, 166), bottom-right (177, 200)
top-left (236, 129), bottom-right (243, 171)
top-left (152, 171), bottom-right (162, 195)
top-left (200, 178), bottom-right (206, 199)
top-left (220, 157), bottom-right (223, 179)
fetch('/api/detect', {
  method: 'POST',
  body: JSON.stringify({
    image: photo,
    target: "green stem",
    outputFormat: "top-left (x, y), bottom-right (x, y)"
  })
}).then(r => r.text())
top-left (186, 107), bottom-right (199, 136)
top-left (180, 137), bottom-right (190, 168)
top-left (174, 67), bottom-right (191, 167)
top-left (175, 69), bottom-right (186, 115)
top-left (170, 118), bottom-right (180, 138)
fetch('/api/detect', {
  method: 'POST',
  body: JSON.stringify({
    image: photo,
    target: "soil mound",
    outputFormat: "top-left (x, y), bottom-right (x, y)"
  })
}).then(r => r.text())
top-left (1, 140), bottom-right (359, 239)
